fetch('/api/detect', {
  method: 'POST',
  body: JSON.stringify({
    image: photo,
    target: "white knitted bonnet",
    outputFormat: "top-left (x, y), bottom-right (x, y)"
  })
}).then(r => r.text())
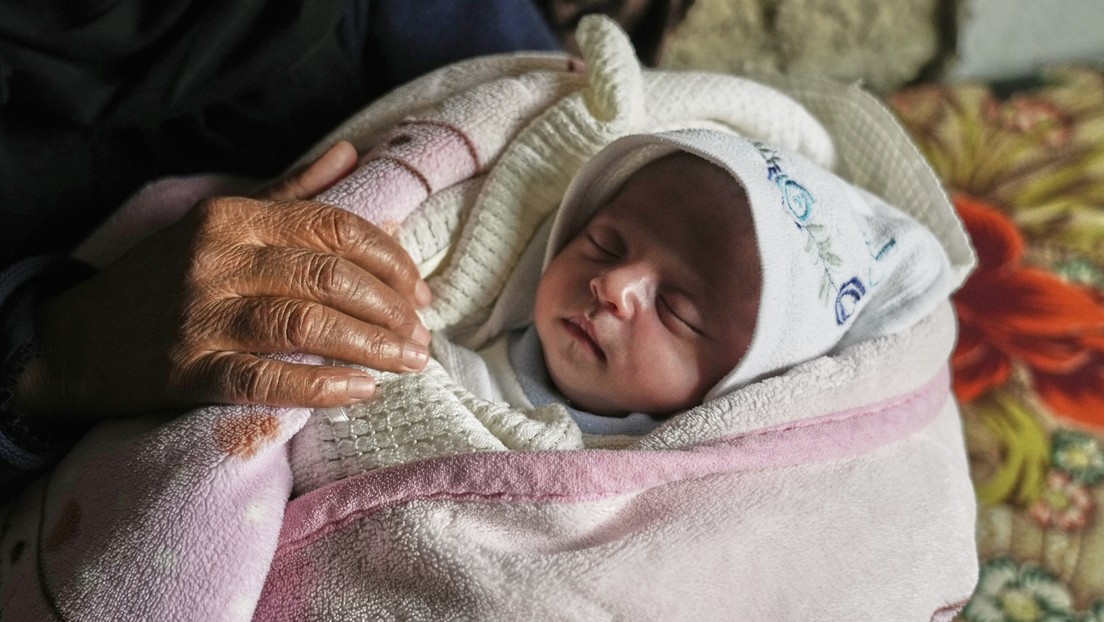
top-left (547, 129), bottom-right (956, 399)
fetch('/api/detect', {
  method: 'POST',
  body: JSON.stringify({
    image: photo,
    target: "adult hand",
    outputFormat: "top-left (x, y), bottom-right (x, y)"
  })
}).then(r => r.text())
top-left (12, 141), bottom-right (432, 428)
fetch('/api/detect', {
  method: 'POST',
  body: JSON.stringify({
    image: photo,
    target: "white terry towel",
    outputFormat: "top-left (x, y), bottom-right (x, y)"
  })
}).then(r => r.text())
top-left (547, 129), bottom-right (957, 396)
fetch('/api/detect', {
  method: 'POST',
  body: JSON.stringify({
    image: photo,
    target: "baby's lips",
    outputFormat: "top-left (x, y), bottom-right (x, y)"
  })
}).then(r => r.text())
top-left (568, 315), bottom-right (607, 361)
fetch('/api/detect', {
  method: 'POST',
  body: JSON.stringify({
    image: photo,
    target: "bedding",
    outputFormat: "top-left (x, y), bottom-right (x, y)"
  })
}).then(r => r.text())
top-left (891, 67), bottom-right (1104, 621)
top-left (0, 17), bottom-right (979, 620)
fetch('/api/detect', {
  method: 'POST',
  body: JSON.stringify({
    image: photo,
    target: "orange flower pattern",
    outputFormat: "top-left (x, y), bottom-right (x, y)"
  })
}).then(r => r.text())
top-left (950, 194), bottom-right (1104, 428)
top-left (891, 66), bottom-right (1104, 617)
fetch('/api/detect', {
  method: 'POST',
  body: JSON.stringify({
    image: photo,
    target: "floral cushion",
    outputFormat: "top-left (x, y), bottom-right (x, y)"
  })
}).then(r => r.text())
top-left (890, 68), bottom-right (1104, 622)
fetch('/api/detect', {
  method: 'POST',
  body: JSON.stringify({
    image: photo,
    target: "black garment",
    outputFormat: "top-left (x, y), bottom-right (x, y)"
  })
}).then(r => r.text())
top-left (0, 0), bottom-right (356, 266)
top-left (0, 0), bottom-right (561, 267)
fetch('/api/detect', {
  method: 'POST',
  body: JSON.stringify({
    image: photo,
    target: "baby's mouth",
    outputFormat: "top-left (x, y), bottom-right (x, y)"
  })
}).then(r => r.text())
top-left (563, 317), bottom-right (606, 361)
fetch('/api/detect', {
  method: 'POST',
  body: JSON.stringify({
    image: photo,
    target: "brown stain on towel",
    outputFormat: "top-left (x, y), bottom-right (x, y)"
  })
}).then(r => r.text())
top-left (213, 412), bottom-right (280, 458)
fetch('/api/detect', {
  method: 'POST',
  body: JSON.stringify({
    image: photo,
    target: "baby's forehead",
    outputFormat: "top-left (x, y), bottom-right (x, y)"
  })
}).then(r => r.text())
top-left (595, 152), bottom-right (752, 235)
top-left (629, 150), bottom-right (732, 186)
top-left (590, 152), bottom-right (760, 298)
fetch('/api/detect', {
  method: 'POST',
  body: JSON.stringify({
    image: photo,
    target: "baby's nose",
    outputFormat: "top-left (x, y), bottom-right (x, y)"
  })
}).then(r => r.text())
top-left (591, 263), bottom-right (656, 318)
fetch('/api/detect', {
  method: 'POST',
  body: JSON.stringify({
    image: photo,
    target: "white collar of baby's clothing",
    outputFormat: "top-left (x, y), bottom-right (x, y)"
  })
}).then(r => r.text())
top-left (505, 326), bottom-right (662, 436)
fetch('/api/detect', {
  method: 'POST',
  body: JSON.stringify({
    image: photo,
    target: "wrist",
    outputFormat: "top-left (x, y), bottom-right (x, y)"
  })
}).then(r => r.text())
top-left (0, 256), bottom-right (96, 450)
top-left (8, 294), bottom-right (86, 427)
top-left (7, 342), bottom-right (58, 424)
top-left (1, 342), bottom-right (63, 456)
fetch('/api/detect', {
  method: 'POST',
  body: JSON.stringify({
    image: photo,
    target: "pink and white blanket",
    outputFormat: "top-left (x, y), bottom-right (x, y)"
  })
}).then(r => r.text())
top-left (0, 17), bottom-right (978, 621)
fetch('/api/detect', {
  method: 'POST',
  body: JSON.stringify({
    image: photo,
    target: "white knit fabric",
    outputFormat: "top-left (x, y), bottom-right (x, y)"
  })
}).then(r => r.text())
top-left (290, 15), bottom-right (839, 334)
top-left (290, 350), bottom-right (583, 496)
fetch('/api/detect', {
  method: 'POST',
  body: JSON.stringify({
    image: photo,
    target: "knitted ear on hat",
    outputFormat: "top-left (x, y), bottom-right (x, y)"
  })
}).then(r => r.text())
top-left (549, 129), bottom-right (955, 400)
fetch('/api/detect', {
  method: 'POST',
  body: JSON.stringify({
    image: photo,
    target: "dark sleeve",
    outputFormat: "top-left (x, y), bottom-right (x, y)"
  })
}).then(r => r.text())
top-left (0, 0), bottom-right (351, 126)
top-left (0, 0), bottom-right (564, 267)
top-left (0, 256), bottom-right (95, 502)
top-left (363, 0), bottom-right (562, 88)
top-left (0, 0), bottom-right (358, 266)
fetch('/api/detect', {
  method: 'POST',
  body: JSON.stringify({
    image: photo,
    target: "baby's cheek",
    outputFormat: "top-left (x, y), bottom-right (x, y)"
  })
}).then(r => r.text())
top-left (626, 345), bottom-right (707, 408)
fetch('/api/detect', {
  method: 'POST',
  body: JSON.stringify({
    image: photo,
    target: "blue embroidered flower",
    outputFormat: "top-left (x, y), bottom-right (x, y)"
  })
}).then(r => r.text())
top-left (834, 277), bottom-right (866, 325)
top-left (776, 176), bottom-right (815, 223)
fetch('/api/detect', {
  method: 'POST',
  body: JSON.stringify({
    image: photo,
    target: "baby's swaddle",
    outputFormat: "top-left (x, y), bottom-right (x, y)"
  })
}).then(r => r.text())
top-left (281, 22), bottom-right (848, 494)
top-left (289, 62), bottom-right (959, 498)
top-left (290, 344), bottom-right (585, 495)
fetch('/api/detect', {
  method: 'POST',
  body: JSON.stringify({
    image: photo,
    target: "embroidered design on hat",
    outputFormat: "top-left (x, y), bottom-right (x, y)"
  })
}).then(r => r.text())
top-left (863, 236), bottom-right (898, 289)
top-left (753, 142), bottom-right (865, 320)
top-left (835, 277), bottom-right (866, 324)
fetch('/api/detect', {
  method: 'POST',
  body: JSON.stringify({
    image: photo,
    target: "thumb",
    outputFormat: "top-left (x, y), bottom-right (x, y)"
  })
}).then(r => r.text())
top-left (256, 141), bottom-right (358, 201)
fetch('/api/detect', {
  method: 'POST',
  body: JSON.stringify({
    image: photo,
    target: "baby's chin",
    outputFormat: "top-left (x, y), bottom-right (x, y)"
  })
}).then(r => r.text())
top-left (541, 344), bottom-right (706, 416)
top-left (546, 361), bottom-right (628, 416)
top-left (549, 374), bottom-right (615, 416)
top-left (550, 371), bottom-right (693, 418)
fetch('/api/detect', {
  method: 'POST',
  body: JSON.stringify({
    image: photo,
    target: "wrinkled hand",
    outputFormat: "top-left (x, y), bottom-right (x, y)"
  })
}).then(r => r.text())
top-left (14, 141), bottom-right (432, 425)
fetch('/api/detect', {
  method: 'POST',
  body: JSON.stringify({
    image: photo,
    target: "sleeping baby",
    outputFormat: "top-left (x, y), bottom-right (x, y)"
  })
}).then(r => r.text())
top-left (289, 128), bottom-right (954, 492)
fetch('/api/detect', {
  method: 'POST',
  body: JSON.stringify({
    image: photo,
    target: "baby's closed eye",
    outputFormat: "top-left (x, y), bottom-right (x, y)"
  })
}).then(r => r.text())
top-left (659, 294), bottom-right (705, 336)
top-left (586, 234), bottom-right (617, 258)
top-left (585, 224), bottom-right (626, 258)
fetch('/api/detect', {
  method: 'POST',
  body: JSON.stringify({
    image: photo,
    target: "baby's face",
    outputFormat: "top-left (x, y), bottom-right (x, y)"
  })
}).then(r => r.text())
top-left (534, 153), bottom-right (762, 416)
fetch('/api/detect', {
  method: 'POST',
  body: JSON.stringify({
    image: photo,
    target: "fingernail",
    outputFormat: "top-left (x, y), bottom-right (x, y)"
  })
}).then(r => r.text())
top-left (411, 323), bottom-right (431, 346)
top-left (414, 280), bottom-right (432, 307)
top-left (345, 375), bottom-right (375, 400)
top-left (317, 142), bottom-right (343, 169)
top-left (402, 341), bottom-right (428, 370)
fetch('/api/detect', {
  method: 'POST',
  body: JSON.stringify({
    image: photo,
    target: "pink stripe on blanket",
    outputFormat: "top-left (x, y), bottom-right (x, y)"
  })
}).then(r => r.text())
top-left (277, 366), bottom-right (950, 556)
top-left (315, 121), bottom-right (479, 231)
top-left (368, 120), bottom-right (481, 191)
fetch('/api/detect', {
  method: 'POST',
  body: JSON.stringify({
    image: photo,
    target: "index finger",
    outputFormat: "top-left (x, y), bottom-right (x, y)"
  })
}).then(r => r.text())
top-left (250, 199), bottom-right (431, 308)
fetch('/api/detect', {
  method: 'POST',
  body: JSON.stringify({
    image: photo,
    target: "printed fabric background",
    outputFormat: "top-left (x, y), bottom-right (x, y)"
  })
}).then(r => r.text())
top-left (891, 68), bottom-right (1104, 622)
